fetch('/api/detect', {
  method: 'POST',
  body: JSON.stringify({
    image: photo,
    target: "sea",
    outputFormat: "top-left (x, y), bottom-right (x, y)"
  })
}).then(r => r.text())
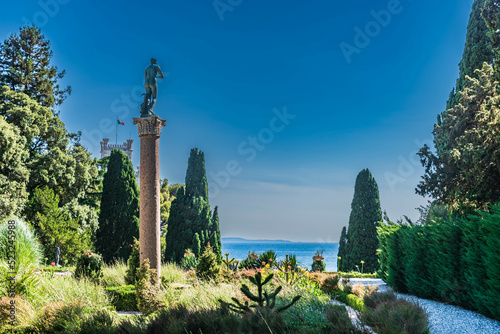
top-left (221, 240), bottom-right (339, 272)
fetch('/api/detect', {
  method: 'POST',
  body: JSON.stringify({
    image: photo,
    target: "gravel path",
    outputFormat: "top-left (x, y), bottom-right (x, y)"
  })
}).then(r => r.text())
top-left (397, 293), bottom-right (500, 334)
top-left (340, 279), bottom-right (500, 333)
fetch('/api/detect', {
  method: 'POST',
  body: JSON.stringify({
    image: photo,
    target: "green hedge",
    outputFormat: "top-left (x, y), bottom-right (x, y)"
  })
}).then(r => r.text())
top-left (104, 285), bottom-right (137, 311)
top-left (378, 205), bottom-right (500, 320)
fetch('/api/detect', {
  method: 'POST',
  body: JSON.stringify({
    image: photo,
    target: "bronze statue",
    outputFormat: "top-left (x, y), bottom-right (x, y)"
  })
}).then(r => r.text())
top-left (141, 57), bottom-right (164, 117)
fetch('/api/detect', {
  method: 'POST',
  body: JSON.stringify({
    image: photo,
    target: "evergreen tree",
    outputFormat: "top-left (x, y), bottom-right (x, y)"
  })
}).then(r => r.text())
top-left (418, 63), bottom-right (500, 210)
top-left (447, 0), bottom-right (495, 109)
top-left (0, 25), bottom-right (71, 110)
top-left (342, 169), bottom-right (382, 273)
top-left (185, 148), bottom-right (208, 200)
top-left (164, 149), bottom-right (222, 264)
top-left (29, 186), bottom-right (91, 264)
top-left (337, 226), bottom-right (348, 272)
top-left (96, 149), bottom-right (139, 263)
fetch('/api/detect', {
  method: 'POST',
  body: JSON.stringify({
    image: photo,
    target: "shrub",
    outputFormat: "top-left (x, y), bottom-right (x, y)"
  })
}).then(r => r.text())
top-left (363, 290), bottom-right (397, 309)
top-left (324, 304), bottom-right (367, 334)
top-left (147, 305), bottom-right (286, 334)
top-left (311, 260), bottom-right (326, 272)
top-left (238, 251), bottom-right (260, 269)
top-left (0, 218), bottom-right (42, 297)
top-left (351, 283), bottom-right (378, 299)
top-left (309, 273), bottom-right (340, 294)
top-left (180, 251), bottom-right (198, 271)
top-left (135, 259), bottom-right (164, 315)
top-left (74, 251), bottom-right (103, 282)
top-left (104, 285), bottom-right (137, 311)
top-left (258, 249), bottom-right (277, 265)
top-left (332, 289), bottom-right (365, 312)
top-left (195, 244), bottom-right (221, 281)
top-left (78, 309), bottom-right (118, 334)
top-left (33, 300), bottom-right (87, 333)
top-left (360, 293), bottom-right (429, 334)
top-left (124, 238), bottom-right (140, 285)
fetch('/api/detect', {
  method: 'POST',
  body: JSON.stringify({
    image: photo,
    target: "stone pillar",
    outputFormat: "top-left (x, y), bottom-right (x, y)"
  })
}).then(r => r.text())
top-left (133, 116), bottom-right (166, 278)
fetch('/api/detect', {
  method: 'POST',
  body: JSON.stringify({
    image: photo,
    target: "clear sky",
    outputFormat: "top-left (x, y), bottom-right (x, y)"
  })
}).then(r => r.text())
top-left (1, 0), bottom-right (474, 242)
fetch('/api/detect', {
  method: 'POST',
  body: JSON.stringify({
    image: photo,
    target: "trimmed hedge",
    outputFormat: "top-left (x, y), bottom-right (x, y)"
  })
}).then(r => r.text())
top-left (378, 205), bottom-right (500, 320)
top-left (104, 285), bottom-right (137, 311)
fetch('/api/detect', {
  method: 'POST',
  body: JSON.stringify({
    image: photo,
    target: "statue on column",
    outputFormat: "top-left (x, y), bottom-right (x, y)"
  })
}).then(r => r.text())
top-left (141, 57), bottom-right (164, 117)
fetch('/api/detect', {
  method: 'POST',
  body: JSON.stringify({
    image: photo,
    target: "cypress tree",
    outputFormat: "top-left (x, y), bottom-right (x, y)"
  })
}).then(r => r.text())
top-left (343, 169), bottom-right (382, 273)
top-left (337, 226), bottom-right (348, 272)
top-left (185, 148), bottom-right (208, 200)
top-left (164, 149), bottom-right (222, 264)
top-left (447, 0), bottom-right (495, 109)
top-left (96, 149), bottom-right (139, 263)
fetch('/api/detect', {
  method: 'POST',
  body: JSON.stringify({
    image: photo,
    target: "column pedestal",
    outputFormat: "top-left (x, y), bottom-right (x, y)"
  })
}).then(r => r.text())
top-left (133, 116), bottom-right (166, 278)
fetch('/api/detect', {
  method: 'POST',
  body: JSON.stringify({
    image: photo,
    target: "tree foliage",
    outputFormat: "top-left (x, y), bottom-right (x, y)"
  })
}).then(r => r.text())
top-left (447, 0), bottom-right (495, 109)
top-left (337, 226), bottom-right (348, 272)
top-left (96, 149), bottom-right (139, 263)
top-left (0, 117), bottom-right (29, 218)
top-left (417, 63), bottom-right (500, 211)
top-left (29, 186), bottom-right (91, 264)
top-left (341, 169), bottom-right (382, 273)
top-left (165, 148), bottom-right (221, 264)
top-left (0, 25), bottom-right (71, 110)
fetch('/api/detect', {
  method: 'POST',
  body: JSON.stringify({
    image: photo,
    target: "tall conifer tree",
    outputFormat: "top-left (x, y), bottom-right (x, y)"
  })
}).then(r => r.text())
top-left (337, 226), bottom-right (348, 272)
top-left (96, 149), bottom-right (139, 263)
top-left (342, 169), bottom-right (382, 273)
top-left (447, 0), bottom-right (495, 109)
top-left (164, 148), bottom-right (221, 263)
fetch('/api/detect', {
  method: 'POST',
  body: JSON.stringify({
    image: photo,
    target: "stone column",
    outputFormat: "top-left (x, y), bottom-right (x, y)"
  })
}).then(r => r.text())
top-left (133, 116), bottom-right (166, 278)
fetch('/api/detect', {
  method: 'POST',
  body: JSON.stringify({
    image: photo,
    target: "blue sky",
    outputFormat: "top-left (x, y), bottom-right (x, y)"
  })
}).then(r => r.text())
top-left (1, 0), bottom-right (473, 242)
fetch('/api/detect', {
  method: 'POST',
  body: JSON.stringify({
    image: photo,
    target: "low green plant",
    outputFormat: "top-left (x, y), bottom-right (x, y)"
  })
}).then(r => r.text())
top-left (124, 237), bottom-right (140, 285)
top-left (332, 289), bottom-right (365, 312)
top-left (312, 260), bottom-right (326, 272)
top-left (104, 285), bottom-right (137, 311)
top-left (238, 251), bottom-right (260, 269)
top-left (335, 271), bottom-right (378, 278)
top-left (221, 272), bottom-right (301, 314)
top-left (135, 259), bottom-right (164, 315)
top-left (180, 249), bottom-right (198, 270)
top-left (195, 244), bottom-right (221, 281)
top-left (259, 249), bottom-right (278, 265)
top-left (360, 291), bottom-right (429, 334)
top-left (74, 251), bottom-right (103, 283)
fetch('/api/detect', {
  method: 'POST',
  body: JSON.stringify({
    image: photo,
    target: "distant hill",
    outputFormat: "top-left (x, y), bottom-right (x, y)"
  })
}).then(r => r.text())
top-left (222, 237), bottom-right (292, 244)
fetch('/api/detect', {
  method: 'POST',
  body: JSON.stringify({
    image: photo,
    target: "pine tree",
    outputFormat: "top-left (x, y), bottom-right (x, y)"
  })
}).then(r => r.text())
top-left (337, 226), bottom-right (348, 272)
top-left (164, 149), bottom-right (221, 263)
top-left (343, 169), bottom-right (382, 273)
top-left (0, 25), bottom-right (71, 110)
top-left (96, 149), bottom-right (139, 263)
top-left (447, 0), bottom-right (495, 108)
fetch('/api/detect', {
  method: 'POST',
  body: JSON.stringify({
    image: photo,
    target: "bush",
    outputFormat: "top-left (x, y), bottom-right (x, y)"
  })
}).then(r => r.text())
top-left (311, 260), bottom-right (326, 272)
top-left (332, 289), bottom-right (365, 312)
top-left (147, 305), bottom-right (286, 334)
top-left (33, 300), bottom-right (87, 333)
top-left (309, 273), bottom-right (340, 294)
top-left (324, 304), bottom-right (367, 334)
top-left (360, 292), bottom-right (429, 334)
top-left (238, 251), bottom-right (260, 269)
top-left (124, 237), bottom-right (140, 285)
top-left (180, 252), bottom-right (198, 271)
top-left (196, 245), bottom-right (221, 281)
top-left (74, 251), bottom-right (103, 282)
top-left (379, 205), bottom-right (500, 320)
top-left (135, 259), bottom-right (164, 315)
top-left (104, 285), bottom-right (137, 311)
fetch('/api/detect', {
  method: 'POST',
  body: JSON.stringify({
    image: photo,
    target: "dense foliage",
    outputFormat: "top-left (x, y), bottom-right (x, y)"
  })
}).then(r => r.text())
top-left (124, 237), bottom-right (140, 285)
top-left (378, 205), bottom-right (500, 320)
top-left (0, 25), bottom-right (71, 110)
top-left (96, 149), bottom-right (139, 263)
top-left (338, 169), bottom-right (381, 273)
top-left (164, 148), bottom-right (221, 263)
top-left (417, 0), bottom-right (500, 212)
top-left (74, 252), bottom-right (103, 283)
top-left (446, 0), bottom-right (495, 109)
top-left (29, 187), bottom-right (91, 264)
